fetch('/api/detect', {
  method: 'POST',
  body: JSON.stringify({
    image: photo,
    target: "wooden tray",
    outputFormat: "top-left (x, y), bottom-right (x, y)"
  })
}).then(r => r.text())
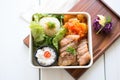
top-left (23, 0), bottom-right (120, 79)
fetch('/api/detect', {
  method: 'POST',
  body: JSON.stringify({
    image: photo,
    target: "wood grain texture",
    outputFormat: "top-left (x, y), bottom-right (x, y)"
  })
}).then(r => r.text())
top-left (23, 0), bottom-right (120, 79)
top-left (66, 0), bottom-right (120, 79)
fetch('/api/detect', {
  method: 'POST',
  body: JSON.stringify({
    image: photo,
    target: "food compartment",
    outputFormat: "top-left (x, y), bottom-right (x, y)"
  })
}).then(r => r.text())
top-left (29, 12), bottom-right (93, 68)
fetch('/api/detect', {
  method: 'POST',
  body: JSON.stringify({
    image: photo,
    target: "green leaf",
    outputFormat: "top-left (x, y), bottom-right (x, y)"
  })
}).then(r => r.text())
top-left (43, 35), bottom-right (53, 45)
top-left (29, 21), bottom-right (45, 42)
top-left (32, 13), bottom-right (48, 22)
top-left (66, 47), bottom-right (76, 55)
top-left (52, 27), bottom-right (66, 50)
top-left (47, 22), bottom-right (55, 29)
top-left (106, 16), bottom-right (112, 23)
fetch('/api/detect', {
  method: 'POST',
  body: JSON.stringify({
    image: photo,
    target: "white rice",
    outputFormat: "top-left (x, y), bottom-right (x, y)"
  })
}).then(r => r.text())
top-left (35, 47), bottom-right (56, 66)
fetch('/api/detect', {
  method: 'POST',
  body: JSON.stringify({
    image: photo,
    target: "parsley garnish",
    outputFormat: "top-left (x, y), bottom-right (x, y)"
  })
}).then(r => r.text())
top-left (66, 47), bottom-right (76, 55)
top-left (47, 22), bottom-right (55, 29)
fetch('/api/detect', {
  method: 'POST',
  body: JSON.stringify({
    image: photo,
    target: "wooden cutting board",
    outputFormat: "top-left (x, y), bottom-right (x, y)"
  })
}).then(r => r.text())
top-left (23, 0), bottom-right (120, 79)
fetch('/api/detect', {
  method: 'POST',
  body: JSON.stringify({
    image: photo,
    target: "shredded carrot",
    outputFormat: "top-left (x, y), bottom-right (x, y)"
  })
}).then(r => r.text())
top-left (64, 18), bottom-right (88, 38)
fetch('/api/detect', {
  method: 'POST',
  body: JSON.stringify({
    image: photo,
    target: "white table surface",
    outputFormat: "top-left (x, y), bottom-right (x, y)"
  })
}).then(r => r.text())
top-left (0, 0), bottom-right (120, 80)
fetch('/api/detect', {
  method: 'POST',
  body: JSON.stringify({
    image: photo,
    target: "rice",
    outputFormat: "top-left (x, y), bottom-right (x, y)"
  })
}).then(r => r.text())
top-left (35, 47), bottom-right (56, 66)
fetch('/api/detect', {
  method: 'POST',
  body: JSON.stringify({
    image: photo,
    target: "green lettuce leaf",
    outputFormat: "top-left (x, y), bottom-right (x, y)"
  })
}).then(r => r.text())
top-left (29, 21), bottom-right (45, 43)
top-left (32, 13), bottom-right (48, 22)
top-left (52, 27), bottom-right (66, 50)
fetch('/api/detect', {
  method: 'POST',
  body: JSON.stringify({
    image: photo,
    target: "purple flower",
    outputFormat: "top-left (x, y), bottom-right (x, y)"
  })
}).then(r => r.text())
top-left (93, 15), bottom-right (112, 34)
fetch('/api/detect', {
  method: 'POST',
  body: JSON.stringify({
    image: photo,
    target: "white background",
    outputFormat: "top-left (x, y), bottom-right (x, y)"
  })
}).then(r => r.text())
top-left (0, 0), bottom-right (120, 80)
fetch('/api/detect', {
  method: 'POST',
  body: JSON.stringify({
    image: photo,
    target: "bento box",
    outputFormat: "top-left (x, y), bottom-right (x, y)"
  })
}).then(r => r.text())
top-left (29, 12), bottom-right (93, 68)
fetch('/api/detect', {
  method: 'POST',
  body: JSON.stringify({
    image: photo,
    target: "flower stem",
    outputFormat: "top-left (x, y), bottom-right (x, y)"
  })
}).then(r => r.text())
top-left (96, 27), bottom-right (104, 34)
